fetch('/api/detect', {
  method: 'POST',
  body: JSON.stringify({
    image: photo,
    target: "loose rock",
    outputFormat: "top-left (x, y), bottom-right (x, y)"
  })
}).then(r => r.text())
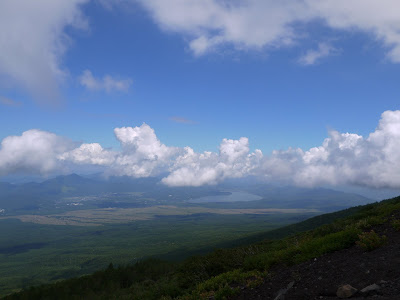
top-left (336, 284), bottom-right (358, 298)
top-left (361, 283), bottom-right (380, 294)
top-left (273, 281), bottom-right (295, 300)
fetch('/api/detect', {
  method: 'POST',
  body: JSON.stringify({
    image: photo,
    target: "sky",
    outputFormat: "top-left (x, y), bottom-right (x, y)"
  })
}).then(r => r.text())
top-left (1, 0), bottom-right (400, 189)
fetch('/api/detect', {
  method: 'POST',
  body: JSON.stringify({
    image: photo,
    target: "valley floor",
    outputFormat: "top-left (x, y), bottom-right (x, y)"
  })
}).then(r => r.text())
top-left (0, 206), bottom-right (319, 226)
top-left (0, 212), bottom-right (309, 297)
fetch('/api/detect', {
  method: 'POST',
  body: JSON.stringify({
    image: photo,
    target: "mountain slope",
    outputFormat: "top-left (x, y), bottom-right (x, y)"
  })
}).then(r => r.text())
top-left (234, 209), bottom-right (400, 299)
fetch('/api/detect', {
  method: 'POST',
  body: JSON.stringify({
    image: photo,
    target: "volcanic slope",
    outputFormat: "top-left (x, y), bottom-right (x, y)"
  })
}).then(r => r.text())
top-left (232, 207), bottom-right (400, 299)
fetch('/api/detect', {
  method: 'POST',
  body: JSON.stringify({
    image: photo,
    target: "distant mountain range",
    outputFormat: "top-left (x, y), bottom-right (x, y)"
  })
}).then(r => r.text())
top-left (0, 173), bottom-right (375, 215)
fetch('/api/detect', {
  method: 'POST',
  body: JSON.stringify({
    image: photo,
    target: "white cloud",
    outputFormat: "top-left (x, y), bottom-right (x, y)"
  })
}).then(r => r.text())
top-left (0, 0), bottom-right (89, 101)
top-left (136, 0), bottom-right (309, 56)
top-left (255, 111), bottom-right (400, 189)
top-left (59, 123), bottom-right (179, 178)
top-left (3, 0), bottom-right (400, 102)
top-left (162, 138), bottom-right (263, 187)
top-left (4, 111), bottom-right (400, 189)
top-left (2, 0), bottom-right (400, 102)
top-left (111, 124), bottom-right (179, 177)
top-left (135, 0), bottom-right (400, 62)
top-left (307, 0), bottom-right (400, 62)
top-left (0, 129), bottom-right (74, 175)
top-left (298, 43), bottom-right (339, 65)
top-left (79, 69), bottom-right (133, 92)
top-left (58, 143), bottom-right (115, 166)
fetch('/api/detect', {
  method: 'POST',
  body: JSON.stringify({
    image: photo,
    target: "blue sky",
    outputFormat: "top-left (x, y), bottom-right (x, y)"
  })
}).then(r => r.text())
top-left (1, 0), bottom-right (400, 188)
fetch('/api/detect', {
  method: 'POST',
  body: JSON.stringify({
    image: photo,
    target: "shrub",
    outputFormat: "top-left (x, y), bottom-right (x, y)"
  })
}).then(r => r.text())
top-left (179, 269), bottom-right (264, 300)
top-left (214, 285), bottom-right (239, 300)
top-left (392, 219), bottom-right (400, 231)
top-left (356, 230), bottom-right (387, 251)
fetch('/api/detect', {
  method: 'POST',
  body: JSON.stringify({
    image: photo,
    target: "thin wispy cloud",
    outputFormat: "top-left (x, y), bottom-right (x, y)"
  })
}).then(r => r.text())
top-left (79, 70), bottom-right (133, 93)
top-left (169, 116), bottom-right (195, 124)
top-left (298, 43), bottom-right (340, 66)
top-left (0, 96), bottom-right (22, 107)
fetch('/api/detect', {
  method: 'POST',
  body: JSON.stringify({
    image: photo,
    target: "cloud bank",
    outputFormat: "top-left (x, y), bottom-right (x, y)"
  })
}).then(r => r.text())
top-left (136, 0), bottom-right (400, 62)
top-left (2, 111), bottom-right (400, 189)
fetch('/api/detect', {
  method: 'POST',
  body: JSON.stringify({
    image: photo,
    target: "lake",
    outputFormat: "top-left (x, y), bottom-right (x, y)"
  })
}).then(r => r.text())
top-left (188, 191), bottom-right (262, 203)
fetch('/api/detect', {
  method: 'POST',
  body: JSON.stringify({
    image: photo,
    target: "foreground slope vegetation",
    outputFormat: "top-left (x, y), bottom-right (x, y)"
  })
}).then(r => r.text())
top-left (4, 196), bottom-right (400, 300)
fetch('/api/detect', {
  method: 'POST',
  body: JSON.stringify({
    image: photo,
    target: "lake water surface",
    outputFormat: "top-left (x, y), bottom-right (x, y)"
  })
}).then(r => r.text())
top-left (188, 191), bottom-right (262, 203)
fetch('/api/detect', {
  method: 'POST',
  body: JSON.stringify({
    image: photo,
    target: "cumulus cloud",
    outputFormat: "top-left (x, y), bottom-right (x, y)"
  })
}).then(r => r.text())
top-left (58, 143), bottom-right (115, 166)
top-left (3, 111), bottom-right (400, 189)
top-left (0, 0), bottom-right (89, 101)
top-left (79, 70), bottom-right (133, 92)
top-left (162, 138), bottom-right (263, 186)
top-left (111, 124), bottom-right (179, 177)
top-left (0, 129), bottom-right (74, 175)
top-left (298, 43), bottom-right (339, 65)
top-left (255, 111), bottom-right (400, 189)
top-left (135, 0), bottom-right (400, 62)
top-left (59, 123), bottom-right (179, 178)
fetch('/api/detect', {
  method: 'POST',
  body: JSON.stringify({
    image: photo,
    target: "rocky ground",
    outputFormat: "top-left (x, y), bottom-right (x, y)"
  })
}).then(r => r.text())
top-left (231, 213), bottom-right (400, 299)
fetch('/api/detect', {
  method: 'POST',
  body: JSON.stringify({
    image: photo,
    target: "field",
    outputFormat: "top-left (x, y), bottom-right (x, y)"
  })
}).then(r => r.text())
top-left (0, 206), bottom-right (318, 226)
